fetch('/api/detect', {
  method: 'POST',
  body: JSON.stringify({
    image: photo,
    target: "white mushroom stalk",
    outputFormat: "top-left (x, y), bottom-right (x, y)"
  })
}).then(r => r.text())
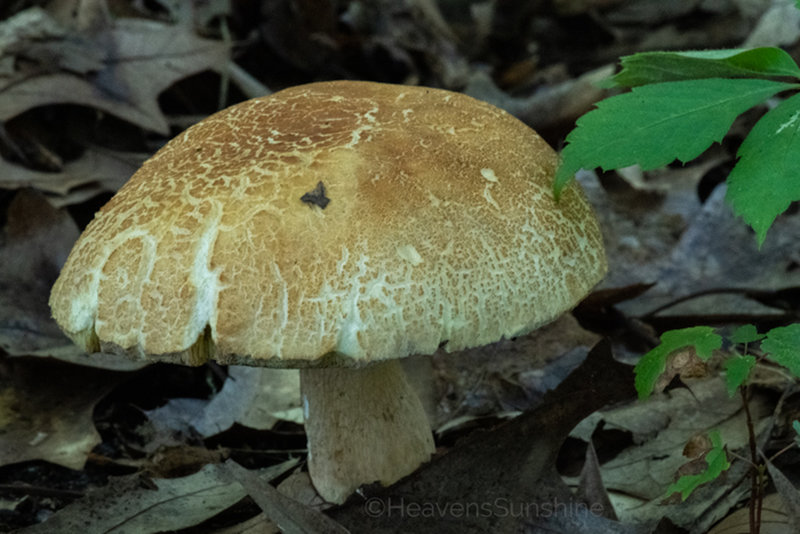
top-left (301, 360), bottom-right (435, 503)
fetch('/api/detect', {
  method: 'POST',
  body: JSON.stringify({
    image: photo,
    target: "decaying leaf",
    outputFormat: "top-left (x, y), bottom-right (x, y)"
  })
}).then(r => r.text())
top-left (765, 456), bottom-right (800, 532)
top-left (635, 326), bottom-right (720, 400)
top-left (665, 429), bottom-right (731, 502)
top-left (436, 313), bottom-right (601, 422)
top-left (0, 190), bottom-right (141, 368)
top-left (707, 493), bottom-right (792, 534)
top-left (463, 66), bottom-right (614, 133)
top-left (0, 189), bottom-right (79, 358)
top-left (0, 7), bottom-right (231, 134)
top-left (198, 366), bottom-right (302, 433)
top-left (654, 347), bottom-right (709, 393)
top-left (682, 432), bottom-right (714, 460)
top-left (0, 147), bottom-right (144, 197)
top-left (569, 376), bottom-right (771, 531)
top-left (0, 357), bottom-right (122, 470)
top-left (18, 459), bottom-right (298, 534)
top-left (576, 441), bottom-right (618, 521)
top-left (219, 460), bottom-right (349, 534)
top-left (144, 366), bottom-right (301, 440)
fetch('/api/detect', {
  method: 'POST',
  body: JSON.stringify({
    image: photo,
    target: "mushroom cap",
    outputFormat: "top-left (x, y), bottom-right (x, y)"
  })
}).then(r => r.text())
top-left (49, 80), bottom-right (607, 367)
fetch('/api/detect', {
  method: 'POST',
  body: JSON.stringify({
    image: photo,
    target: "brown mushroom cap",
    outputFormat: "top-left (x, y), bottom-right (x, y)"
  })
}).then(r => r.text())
top-left (49, 80), bottom-right (606, 367)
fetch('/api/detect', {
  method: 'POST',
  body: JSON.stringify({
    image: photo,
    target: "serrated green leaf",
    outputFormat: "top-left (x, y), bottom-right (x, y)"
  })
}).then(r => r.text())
top-left (554, 78), bottom-right (797, 197)
top-left (729, 324), bottom-right (765, 345)
top-left (606, 48), bottom-right (800, 88)
top-left (762, 324), bottom-right (800, 377)
top-left (723, 355), bottom-right (756, 395)
top-left (725, 93), bottom-right (800, 245)
top-left (666, 429), bottom-right (730, 501)
top-left (634, 326), bottom-right (722, 400)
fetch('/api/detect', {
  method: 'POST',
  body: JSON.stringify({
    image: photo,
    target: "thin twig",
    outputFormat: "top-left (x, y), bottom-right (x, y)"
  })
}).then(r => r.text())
top-left (740, 386), bottom-right (760, 534)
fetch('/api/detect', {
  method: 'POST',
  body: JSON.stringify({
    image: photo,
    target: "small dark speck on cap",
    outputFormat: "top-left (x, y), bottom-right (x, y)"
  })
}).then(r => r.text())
top-left (301, 181), bottom-right (330, 209)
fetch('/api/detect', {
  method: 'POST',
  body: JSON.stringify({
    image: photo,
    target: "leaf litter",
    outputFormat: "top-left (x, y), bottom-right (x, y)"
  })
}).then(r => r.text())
top-left (2, 0), bottom-right (800, 532)
top-left (16, 459), bottom-right (298, 534)
top-left (0, 357), bottom-right (124, 470)
top-left (0, 7), bottom-right (231, 134)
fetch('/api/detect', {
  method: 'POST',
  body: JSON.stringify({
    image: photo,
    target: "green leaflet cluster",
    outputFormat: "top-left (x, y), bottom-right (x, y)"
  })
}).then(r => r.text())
top-left (633, 324), bottom-right (800, 500)
top-left (554, 47), bottom-right (800, 246)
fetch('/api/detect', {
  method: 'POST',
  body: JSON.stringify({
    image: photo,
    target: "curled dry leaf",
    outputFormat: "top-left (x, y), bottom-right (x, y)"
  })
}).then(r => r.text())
top-left (0, 147), bottom-right (144, 196)
top-left (191, 366), bottom-right (302, 436)
top-left (0, 7), bottom-right (231, 134)
top-left (682, 431), bottom-right (713, 460)
top-left (654, 347), bottom-right (709, 394)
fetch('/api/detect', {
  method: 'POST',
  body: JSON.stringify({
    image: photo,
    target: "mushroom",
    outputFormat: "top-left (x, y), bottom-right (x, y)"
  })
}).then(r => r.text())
top-left (49, 81), bottom-right (607, 503)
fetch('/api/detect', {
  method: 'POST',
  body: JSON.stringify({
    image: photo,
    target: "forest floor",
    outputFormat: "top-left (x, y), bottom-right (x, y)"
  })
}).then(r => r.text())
top-left (2, 0), bottom-right (800, 532)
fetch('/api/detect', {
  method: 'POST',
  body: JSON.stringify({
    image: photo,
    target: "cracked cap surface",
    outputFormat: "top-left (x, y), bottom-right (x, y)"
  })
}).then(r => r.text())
top-left (49, 80), bottom-right (607, 367)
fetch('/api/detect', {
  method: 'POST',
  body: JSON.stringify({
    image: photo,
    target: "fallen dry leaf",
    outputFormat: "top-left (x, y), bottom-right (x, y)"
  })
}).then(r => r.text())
top-left (0, 357), bottom-right (122, 470)
top-left (0, 189), bottom-right (80, 358)
top-left (144, 366), bottom-right (301, 442)
top-left (577, 441), bottom-right (618, 521)
top-left (744, 0), bottom-right (800, 47)
top-left (18, 459), bottom-right (298, 534)
top-left (193, 367), bottom-right (302, 436)
top-left (0, 7), bottom-right (231, 134)
top-left (708, 493), bottom-right (792, 534)
top-left (219, 460), bottom-right (348, 534)
top-left (463, 65), bottom-right (614, 134)
top-left (765, 456), bottom-right (800, 532)
top-left (434, 313), bottom-right (601, 422)
top-left (581, 167), bottom-right (800, 324)
top-left (654, 347), bottom-right (709, 394)
top-left (0, 147), bottom-right (144, 197)
top-left (569, 376), bottom-right (772, 532)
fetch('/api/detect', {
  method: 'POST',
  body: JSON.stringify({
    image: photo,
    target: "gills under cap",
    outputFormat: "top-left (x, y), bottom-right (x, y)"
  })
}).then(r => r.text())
top-left (50, 80), bottom-right (606, 367)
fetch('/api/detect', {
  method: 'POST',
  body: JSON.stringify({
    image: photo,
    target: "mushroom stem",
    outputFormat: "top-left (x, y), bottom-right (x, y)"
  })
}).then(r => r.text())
top-left (300, 359), bottom-right (435, 503)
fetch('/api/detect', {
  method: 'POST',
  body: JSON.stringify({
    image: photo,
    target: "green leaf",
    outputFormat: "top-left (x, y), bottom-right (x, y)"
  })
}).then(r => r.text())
top-left (606, 48), bottom-right (800, 88)
top-left (729, 324), bottom-right (765, 345)
top-left (666, 430), bottom-right (731, 501)
top-left (725, 93), bottom-right (800, 245)
top-left (554, 78), bottom-right (797, 197)
top-left (762, 324), bottom-right (800, 377)
top-left (634, 326), bottom-right (722, 400)
top-left (723, 355), bottom-right (756, 395)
